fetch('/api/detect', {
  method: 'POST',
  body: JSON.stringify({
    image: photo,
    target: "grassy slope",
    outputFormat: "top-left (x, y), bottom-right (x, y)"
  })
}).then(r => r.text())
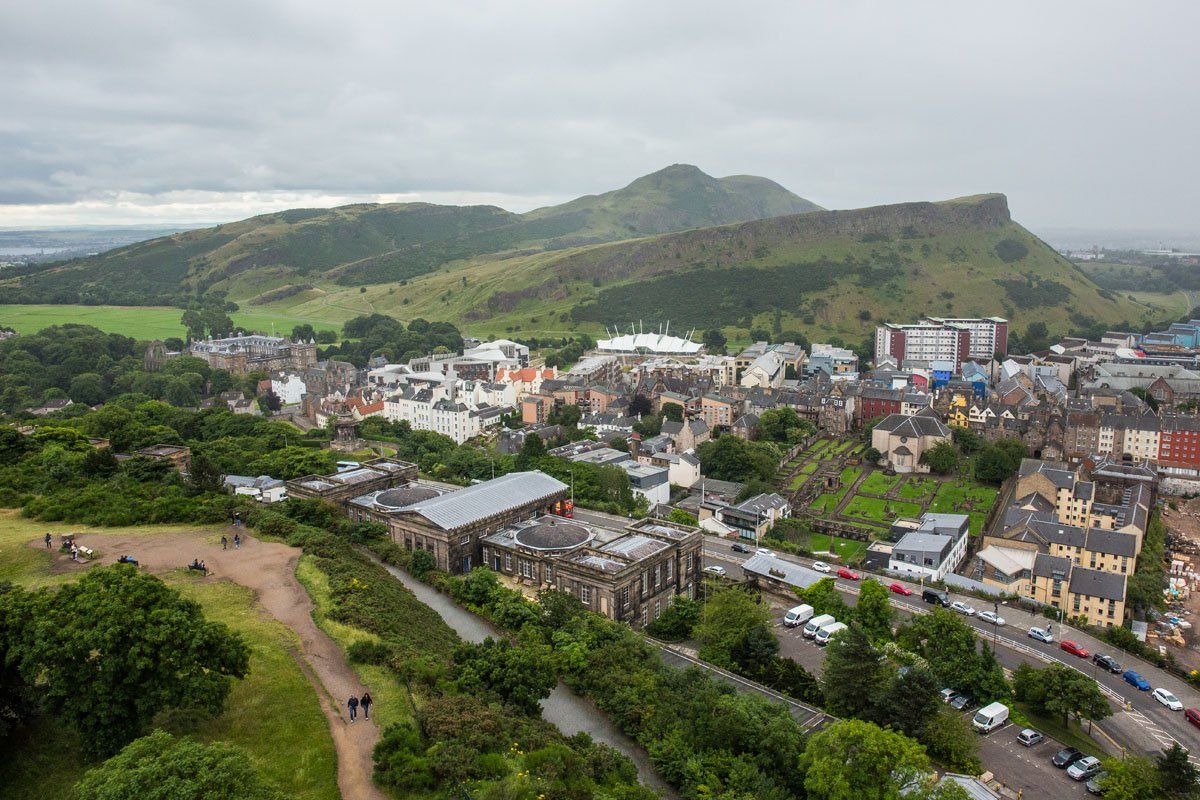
top-left (0, 512), bottom-right (339, 800)
top-left (0, 304), bottom-right (347, 339)
top-left (257, 206), bottom-right (1174, 346)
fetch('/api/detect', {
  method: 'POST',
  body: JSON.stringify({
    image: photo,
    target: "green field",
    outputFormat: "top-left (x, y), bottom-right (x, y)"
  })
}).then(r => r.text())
top-left (898, 476), bottom-right (939, 500)
top-left (858, 471), bottom-right (903, 496)
top-left (808, 533), bottom-right (868, 561)
top-left (0, 512), bottom-right (339, 800)
top-left (841, 495), bottom-right (923, 524)
top-left (0, 303), bottom-right (345, 340)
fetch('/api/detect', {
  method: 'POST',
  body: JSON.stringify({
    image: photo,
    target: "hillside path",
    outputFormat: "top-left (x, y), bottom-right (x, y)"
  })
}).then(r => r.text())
top-left (41, 528), bottom-right (385, 800)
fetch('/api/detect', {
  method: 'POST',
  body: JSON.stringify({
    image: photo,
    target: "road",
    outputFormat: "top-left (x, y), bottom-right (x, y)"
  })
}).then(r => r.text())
top-left (701, 536), bottom-right (1200, 761)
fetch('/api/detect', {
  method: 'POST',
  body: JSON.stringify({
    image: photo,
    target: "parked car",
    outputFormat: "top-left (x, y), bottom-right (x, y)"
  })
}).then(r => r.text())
top-left (977, 610), bottom-right (1005, 626)
top-left (836, 567), bottom-right (861, 580)
top-left (1153, 688), bottom-right (1183, 711)
top-left (1052, 746), bottom-right (1085, 768)
top-left (730, 543), bottom-right (750, 554)
top-left (1060, 639), bottom-right (1090, 658)
top-left (922, 588), bottom-right (950, 607)
top-left (1092, 653), bottom-right (1121, 674)
top-left (950, 601), bottom-right (976, 616)
top-left (1123, 670), bottom-right (1151, 691)
top-left (1186, 707), bottom-right (1200, 728)
top-left (702, 565), bottom-right (726, 577)
top-left (1016, 728), bottom-right (1044, 747)
top-left (950, 693), bottom-right (975, 711)
top-left (756, 548), bottom-right (774, 557)
top-left (1085, 772), bottom-right (1107, 795)
top-left (1028, 626), bottom-right (1054, 643)
top-left (939, 688), bottom-right (960, 704)
top-left (812, 561), bottom-right (832, 573)
top-left (1068, 756), bottom-right (1103, 781)
top-left (888, 582), bottom-right (913, 596)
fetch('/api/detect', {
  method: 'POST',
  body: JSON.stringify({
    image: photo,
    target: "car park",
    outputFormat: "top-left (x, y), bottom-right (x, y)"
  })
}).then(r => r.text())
top-left (949, 693), bottom-right (974, 711)
top-left (1016, 728), bottom-right (1044, 747)
top-left (950, 601), bottom-right (976, 616)
top-left (1153, 687), bottom-right (1183, 711)
top-left (1123, 670), bottom-right (1151, 691)
top-left (888, 582), bottom-right (913, 596)
top-left (812, 561), bottom-right (832, 573)
top-left (1085, 773), bottom-right (1106, 795)
top-left (1186, 708), bottom-right (1200, 728)
top-left (1067, 756), bottom-right (1102, 781)
top-left (1060, 640), bottom-right (1090, 658)
top-left (977, 610), bottom-right (1005, 626)
top-left (1091, 653), bottom-right (1121, 674)
top-left (730, 543), bottom-right (750, 553)
top-left (702, 565), bottom-right (726, 576)
top-left (1028, 626), bottom-right (1054, 643)
top-left (836, 567), bottom-right (861, 580)
top-left (1052, 746), bottom-right (1085, 768)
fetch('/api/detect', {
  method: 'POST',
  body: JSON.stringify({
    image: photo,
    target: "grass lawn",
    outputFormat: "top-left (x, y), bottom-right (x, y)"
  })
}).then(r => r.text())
top-left (800, 462), bottom-right (819, 475)
top-left (841, 495), bottom-right (923, 524)
top-left (858, 471), bottom-right (902, 496)
top-left (788, 474), bottom-right (809, 490)
top-left (804, 439), bottom-right (832, 457)
top-left (0, 511), bottom-right (339, 800)
top-left (0, 303), bottom-right (343, 340)
top-left (808, 533), bottom-right (868, 561)
top-left (810, 493), bottom-right (840, 513)
top-left (839, 466), bottom-right (863, 485)
top-left (929, 481), bottom-right (999, 515)
top-left (898, 477), bottom-right (938, 500)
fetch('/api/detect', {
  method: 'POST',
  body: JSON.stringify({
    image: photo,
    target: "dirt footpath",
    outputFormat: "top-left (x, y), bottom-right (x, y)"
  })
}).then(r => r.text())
top-left (43, 528), bottom-right (386, 800)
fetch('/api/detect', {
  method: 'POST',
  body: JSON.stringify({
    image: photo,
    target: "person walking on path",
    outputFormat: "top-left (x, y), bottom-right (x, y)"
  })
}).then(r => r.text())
top-left (221, 535), bottom-right (228, 550)
top-left (359, 692), bottom-right (372, 720)
top-left (347, 695), bottom-right (358, 722)
top-left (44, 532), bottom-right (51, 549)
top-left (234, 533), bottom-right (241, 549)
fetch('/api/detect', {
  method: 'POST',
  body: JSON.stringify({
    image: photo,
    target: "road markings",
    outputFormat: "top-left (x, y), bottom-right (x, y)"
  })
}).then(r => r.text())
top-left (1124, 709), bottom-right (1200, 763)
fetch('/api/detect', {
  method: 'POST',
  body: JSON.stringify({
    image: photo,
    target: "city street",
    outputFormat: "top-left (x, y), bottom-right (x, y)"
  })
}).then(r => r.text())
top-left (701, 536), bottom-right (1200, 760)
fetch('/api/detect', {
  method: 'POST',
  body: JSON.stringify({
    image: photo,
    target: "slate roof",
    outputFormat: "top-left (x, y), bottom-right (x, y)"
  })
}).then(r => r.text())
top-left (1032, 552), bottom-right (1072, 579)
top-left (1069, 566), bottom-right (1127, 601)
top-left (875, 413), bottom-right (950, 438)
top-left (399, 471), bottom-right (567, 530)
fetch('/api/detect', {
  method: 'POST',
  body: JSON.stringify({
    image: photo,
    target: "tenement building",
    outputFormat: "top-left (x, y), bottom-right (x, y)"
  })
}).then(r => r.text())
top-left (481, 516), bottom-right (703, 628)
top-left (189, 334), bottom-right (318, 376)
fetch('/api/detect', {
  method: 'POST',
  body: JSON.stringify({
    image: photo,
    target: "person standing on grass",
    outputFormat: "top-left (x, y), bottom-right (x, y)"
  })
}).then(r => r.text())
top-left (234, 533), bottom-right (241, 549)
top-left (360, 692), bottom-right (372, 720)
top-left (221, 535), bottom-right (228, 550)
top-left (44, 533), bottom-right (51, 549)
top-left (347, 695), bottom-right (358, 722)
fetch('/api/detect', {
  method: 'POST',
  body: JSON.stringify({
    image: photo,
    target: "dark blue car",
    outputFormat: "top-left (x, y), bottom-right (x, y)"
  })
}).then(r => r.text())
top-left (1123, 669), bottom-right (1151, 691)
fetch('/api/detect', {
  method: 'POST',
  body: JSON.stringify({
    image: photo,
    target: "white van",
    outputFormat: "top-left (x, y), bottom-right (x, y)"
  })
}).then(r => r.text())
top-left (783, 604), bottom-right (815, 628)
top-left (972, 701), bottom-right (1009, 733)
top-left (815, 621), bottom-right (848, 646)
top-left (802, 614), bottom-right (836, 639)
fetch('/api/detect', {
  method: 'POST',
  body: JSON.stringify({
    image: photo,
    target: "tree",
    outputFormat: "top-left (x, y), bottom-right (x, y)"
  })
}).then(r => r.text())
top-left (180, 309), bottom-right (205, 341)
top-left (291, 323), bottom-right (316, 341)
top-left (75, 730), bottom-right (286, 800)
top-left (920, 706), bottom-right (981, 773)
top-left (920, 441), bottom-right (958, 475)
top-left (854, 580), bottom-right (895, 643)
top-left (694, 588), bottom-right (774, 670)
top-left (515, 431), bottom-right (548, 470)
top-left (896, 609), bottom-right (1009, 703)
top-left (795, 577), bottom-right (849, 618)
top-left (799, 719), bottom-right (933, 800)
top-left (973, 439), bottom-right (1026, 484)
top-left (5, 566), bottom-right (249, 756)
top-left (69, 372), bottom-right (106, 405)
top-left (1039, 664), bottom-right (1112, 729)
top-left (258, 390), bottom-right (282, 414)
top-left (451, 638), bottom-right (556, 715)
top-left (875, 664), bottom-right (942, 737)
top-left (660, 402), bottom-right (684, 422)
top-left (316, 329), bottom-right (338, 344)
top-left (702, 329), bottom-right (727, 355)
top-left (188, 451), bottom-right (224, 492)
top-left (950, 426), bottom-right (982, 455)
top-left (1097, 756), bottom-right (1162, 800)
top-left (645, 596), bottom-right (701, 641)
top-left (695, 435), bottom-right (778, 483)
top-left (1157, 742), bottom-right (1199, 799)
top-left (821, 624), bottom-right (890, 719)
top-left (758, 408), bottom-right (814, 445)
top-left (628, 394), bottom-right (653, 417)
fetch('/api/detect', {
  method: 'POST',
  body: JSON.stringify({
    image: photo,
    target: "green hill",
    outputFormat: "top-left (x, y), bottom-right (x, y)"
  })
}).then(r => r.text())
top-left (0, 165), bottom-right (819, 306)
top-left (271, 193), bottom-right (1171, 348)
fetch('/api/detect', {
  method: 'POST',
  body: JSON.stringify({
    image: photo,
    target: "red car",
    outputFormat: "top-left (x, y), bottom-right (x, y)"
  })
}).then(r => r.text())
top-left (837, 567), bottom-right (861, 581)
top-left (889, 582), bottom-right (913, 596)
top-left (1060, 640), bottom-right (1090, 658)
top-left (1186, 708), bottom-right (1200, 728)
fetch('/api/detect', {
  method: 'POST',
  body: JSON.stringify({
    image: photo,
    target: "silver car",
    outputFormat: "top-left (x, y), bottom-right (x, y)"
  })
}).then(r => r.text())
top-left (977, 610), bottom-right (1005, 626)
top-left (1067, 756), bottom-right (1102, 781)
top-left (950, 601), bottom-right (976, 616)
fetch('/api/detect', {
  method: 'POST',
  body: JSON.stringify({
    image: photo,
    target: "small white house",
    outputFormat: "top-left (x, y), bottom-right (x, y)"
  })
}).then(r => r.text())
top-left (887, 512), bottom-right (969, 581)
top-left (270, 374), bottom-right (308, 405)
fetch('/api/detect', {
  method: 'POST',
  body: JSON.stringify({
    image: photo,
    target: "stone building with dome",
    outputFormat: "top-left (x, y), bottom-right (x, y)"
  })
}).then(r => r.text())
top-left (481, 515), bottom-right (703, 628)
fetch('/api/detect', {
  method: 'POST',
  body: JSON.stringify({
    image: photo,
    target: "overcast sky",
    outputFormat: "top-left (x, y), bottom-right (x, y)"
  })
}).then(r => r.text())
top-left (2, 1), bottom-right (1196, 231)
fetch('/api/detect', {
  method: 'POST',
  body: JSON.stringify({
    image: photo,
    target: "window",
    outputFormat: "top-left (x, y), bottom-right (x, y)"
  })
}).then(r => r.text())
top-left (580, 585), bottom-right (592, 604)
top-left (621, 586), bottom-right (630, 608)
top-left (504, 553), bottom-right (512, 571)
top-left (520, 560), bottom-right (534, 579)
top-left (641, 608), bottom-right (648, 626)
top-left (654, 600), bottom-right (661, 619)
top-left (665, 559), bottom-right (673, 582)
top-left (1072, 596), bottom-right (1081, 612)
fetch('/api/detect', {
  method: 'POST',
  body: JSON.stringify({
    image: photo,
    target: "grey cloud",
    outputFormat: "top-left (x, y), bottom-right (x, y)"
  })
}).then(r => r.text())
top-left (1, 1), bottom-right (1197, 228)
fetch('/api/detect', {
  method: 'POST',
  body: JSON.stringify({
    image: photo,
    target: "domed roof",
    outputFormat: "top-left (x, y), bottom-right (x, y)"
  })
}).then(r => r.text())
top-left (514, 519), bottom-right (592, 551)
top-left (374, 485), bottom-right (442, 509)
